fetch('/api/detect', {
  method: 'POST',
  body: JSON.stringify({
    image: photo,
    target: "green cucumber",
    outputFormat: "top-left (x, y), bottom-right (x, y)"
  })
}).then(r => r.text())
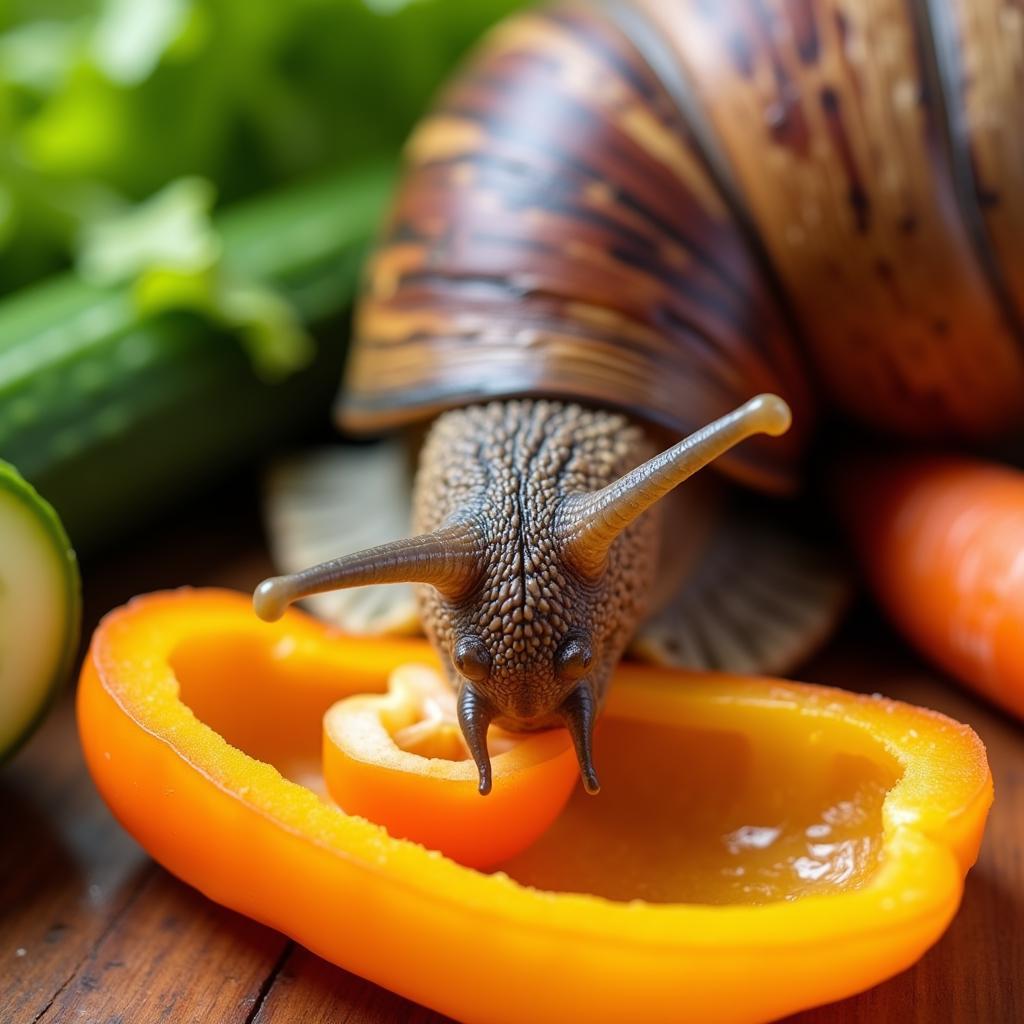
top-left (0, 161), bottom-right (395, 552)
top-left (0, 460), bottom-right (80, 759)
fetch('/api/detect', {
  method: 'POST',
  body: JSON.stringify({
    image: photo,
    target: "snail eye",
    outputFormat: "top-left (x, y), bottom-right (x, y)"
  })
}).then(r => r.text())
top-left (555, 635), bottom-right (592, 682)
top-left (453, 635), bottom-right (491, 683)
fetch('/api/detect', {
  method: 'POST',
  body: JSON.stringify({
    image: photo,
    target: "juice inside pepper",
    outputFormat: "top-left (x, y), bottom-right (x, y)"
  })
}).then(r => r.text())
top-left (171, 629), bottom-right (895, 905)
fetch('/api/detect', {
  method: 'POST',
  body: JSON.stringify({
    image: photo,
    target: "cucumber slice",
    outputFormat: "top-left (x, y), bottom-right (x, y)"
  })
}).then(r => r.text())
top-left (0, 460), bottom-right (80, 759)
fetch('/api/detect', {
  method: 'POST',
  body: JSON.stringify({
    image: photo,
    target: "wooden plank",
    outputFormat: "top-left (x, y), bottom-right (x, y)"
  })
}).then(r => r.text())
top-left (252, 946), bottom-right (452, 1024)
top-left (40, 870), bottom-right (288, 1024)
top-left (0, 699), bottom-right (152, 1024)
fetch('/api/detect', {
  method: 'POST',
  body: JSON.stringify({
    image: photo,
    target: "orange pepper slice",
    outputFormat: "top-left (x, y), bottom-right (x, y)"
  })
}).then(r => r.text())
top-left (322, 664), bottom-right (577, 867)
top-left (78, 589), bottom-right (992, 1024)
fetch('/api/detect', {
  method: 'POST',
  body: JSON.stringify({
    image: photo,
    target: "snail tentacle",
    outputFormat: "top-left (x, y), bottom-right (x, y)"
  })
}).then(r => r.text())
top-left (457, 684), bottom-right (496, 796)
top-left (558, 394), bottom-right (791, 577)
top-left (253, 520), bottom-right (483, 622)
top-left (560, 683), bottom-right (600, 795)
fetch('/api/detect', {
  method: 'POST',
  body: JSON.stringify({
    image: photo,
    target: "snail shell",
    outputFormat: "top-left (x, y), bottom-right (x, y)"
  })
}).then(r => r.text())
top-left (343, 0), bottom-right (1024, 460)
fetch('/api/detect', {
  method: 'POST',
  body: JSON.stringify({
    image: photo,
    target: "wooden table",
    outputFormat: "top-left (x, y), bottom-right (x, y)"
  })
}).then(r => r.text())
top-left (2, 480), bottom-right (1022, 1023)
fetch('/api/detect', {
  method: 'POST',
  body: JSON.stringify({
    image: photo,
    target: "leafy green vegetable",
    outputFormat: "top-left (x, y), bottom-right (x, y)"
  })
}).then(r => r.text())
top-left (77, 176), bottom-right (313, 377)
top-left (77, 176), bottom-right (220, 285)
top-left (0, 0), bottom-right (524, 295)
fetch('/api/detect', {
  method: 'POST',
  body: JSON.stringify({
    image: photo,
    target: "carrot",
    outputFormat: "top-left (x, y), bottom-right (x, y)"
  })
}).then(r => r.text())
top-left (838, 453), bottom-right (1024, 719)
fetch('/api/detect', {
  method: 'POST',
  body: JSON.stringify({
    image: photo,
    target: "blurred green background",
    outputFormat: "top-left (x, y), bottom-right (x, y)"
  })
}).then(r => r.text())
top-left (1, 0), bottom-right (523, 290)
top-left (0, 0), bottom-right (524, 550)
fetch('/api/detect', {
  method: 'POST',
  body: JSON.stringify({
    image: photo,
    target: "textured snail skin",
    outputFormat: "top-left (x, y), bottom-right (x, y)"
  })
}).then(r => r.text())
top-left (412, 399), bottom-right (659, 727)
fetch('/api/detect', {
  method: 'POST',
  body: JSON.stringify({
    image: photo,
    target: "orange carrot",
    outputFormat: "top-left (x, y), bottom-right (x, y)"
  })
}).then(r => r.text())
top-left (839, 453), bottom-right (1024, 719)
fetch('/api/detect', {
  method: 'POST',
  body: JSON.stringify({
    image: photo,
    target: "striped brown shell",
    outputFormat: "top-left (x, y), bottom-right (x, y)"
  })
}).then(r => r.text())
top-left (338, 0), bottom-right (1024, 490)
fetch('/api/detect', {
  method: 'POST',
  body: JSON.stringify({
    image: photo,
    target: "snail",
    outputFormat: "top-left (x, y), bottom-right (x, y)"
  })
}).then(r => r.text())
top-left (254, 0), bottom-right (1024, 793)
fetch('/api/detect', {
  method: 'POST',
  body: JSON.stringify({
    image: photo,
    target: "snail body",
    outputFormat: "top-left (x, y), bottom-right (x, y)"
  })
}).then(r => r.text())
top-left (257, 1), bottom-right (1024, 791)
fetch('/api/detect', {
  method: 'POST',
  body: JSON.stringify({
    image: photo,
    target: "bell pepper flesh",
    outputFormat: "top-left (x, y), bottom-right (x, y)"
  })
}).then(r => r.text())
top-left (322, 664), bottom-right (579, 868)
top-left (78, 589), bottom-right (992, 1024)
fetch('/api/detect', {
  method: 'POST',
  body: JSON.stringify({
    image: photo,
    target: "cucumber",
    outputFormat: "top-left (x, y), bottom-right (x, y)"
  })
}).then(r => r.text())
top-left (0, 460), bottom-right (80, 759)
top-left (0, 161), bottom-right (395, 552)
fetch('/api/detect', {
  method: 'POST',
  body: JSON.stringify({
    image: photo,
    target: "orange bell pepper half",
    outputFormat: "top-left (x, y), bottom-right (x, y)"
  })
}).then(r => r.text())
top-left (322, 664), bottom-right (578, 867)
top-left (78, 589), bottom-right (992, 1024)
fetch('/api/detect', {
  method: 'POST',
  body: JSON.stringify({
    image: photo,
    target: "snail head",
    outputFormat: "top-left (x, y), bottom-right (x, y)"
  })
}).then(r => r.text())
top-left (254, 394), bottom-right (791, 795)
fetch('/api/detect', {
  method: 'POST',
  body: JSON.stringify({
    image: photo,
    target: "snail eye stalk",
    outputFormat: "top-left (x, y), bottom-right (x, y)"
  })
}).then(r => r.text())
top-left (252, 521), bottom-right (483, 621)
top-left (558, 394), bottom-right (791, 577)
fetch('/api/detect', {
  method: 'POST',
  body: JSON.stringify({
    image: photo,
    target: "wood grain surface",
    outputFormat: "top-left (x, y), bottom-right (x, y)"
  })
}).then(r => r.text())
top-left (2, 478), bottom-right (1022, 1023)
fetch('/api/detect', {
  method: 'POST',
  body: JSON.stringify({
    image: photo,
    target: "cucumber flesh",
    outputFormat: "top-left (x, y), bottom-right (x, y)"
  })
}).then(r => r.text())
top-left (0, 461), bottom-right (80, 759)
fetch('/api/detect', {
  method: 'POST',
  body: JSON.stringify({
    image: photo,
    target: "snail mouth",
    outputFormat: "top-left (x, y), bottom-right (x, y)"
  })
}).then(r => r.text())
top-left (493, 710), bottom-right (563, 732)
top-left (492, 685), bottom-right (602, 795)
top-left (489, 680), bottom-right (589, 732)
